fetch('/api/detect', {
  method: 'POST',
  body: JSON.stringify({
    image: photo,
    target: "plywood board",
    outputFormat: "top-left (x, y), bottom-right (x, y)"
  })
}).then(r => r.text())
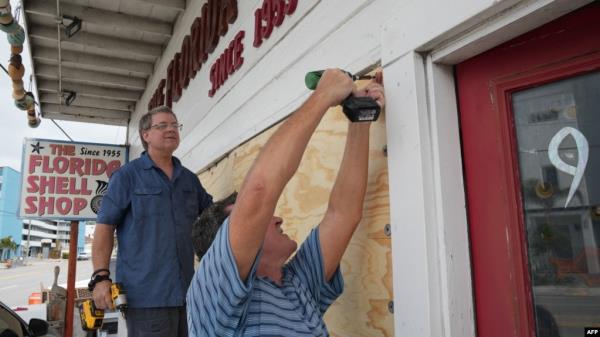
top-left (198, 80), bottom-right (393, 337)
top-left (198, 154), bottom-right (235, 201)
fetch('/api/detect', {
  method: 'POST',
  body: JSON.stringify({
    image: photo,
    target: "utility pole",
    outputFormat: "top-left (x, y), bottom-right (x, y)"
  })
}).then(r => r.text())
top-left (26, 219), bottom-right (31, 257)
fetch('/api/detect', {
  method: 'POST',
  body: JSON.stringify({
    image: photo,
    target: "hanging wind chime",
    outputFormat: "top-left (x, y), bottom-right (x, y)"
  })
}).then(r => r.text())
top-left (0, 0), bottom-right (40, 127)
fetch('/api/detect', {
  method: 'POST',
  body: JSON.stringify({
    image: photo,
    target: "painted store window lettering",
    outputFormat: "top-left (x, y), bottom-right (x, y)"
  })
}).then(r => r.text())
top-left (513, 71), bottom-right (600, 337)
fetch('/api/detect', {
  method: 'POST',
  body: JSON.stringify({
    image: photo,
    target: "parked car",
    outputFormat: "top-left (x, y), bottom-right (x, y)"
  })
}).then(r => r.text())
top-left (0, 301), bottom-right (54, 336)
top-left (76, 252), bottom-right (91, 260)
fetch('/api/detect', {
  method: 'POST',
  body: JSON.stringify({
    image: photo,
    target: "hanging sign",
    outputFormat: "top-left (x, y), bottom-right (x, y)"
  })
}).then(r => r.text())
top-left (18, 138), bottom-right (128, 220)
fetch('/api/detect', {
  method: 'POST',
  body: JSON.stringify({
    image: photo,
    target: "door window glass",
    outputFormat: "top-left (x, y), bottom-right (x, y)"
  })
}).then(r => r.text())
top-left (513, 71), bottom-right (600, 337)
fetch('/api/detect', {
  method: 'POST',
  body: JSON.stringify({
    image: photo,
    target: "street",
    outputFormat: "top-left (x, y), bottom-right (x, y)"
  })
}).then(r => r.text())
top-left (536, 293), bottom-right (600, 337)
top-left (0, 258), bottom-right (93, 308)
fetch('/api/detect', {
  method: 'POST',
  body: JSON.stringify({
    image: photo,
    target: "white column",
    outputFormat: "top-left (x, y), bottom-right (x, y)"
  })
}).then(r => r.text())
top-left (383, 51), bottom-right (475, 337)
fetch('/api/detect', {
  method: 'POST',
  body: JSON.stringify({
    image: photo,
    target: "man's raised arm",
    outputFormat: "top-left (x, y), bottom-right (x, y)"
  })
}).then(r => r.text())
top-left (319, 73), bottom-right (385, 281)
top-left (229, 69), bottom-right (355, 281)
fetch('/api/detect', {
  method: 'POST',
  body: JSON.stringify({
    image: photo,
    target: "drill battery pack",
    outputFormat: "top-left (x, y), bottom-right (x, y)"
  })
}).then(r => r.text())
top-left (342, 96), bottom-right (381, 122)
top-left (79, 300), bottom-right (104, 331)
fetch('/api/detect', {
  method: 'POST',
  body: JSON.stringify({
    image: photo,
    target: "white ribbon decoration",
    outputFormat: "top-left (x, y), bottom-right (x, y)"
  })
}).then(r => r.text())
top-left (548, 127), bottom-right (589, 208)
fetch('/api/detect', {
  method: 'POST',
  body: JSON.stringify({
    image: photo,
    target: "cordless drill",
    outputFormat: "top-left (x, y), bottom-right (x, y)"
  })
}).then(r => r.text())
top-left (79, 283), bottom-right (127, 331)
top-left (305, 70), bottom-right (381, 122)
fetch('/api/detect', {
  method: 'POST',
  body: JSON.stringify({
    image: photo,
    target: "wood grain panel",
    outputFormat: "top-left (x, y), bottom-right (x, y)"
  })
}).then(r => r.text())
top-left (198, 154), bottom-right (234, 201)
top-left (197, 79), bottom-right (393, 336)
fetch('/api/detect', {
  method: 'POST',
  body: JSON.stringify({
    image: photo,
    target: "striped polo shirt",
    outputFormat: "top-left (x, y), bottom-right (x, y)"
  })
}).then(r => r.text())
top-left (186, 218), bottom-right (344, 337)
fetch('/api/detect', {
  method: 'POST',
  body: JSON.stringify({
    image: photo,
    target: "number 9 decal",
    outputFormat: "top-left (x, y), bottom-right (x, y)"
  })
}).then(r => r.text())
top-left (548, 127), bottom-right (589, 208)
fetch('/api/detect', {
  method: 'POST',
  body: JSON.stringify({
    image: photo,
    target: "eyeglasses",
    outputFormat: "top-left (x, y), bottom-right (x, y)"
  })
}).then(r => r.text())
top-left (149, 122), bottom-right (183, 131)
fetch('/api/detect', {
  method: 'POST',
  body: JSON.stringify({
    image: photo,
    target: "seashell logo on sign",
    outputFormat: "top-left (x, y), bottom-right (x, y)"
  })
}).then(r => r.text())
top-left (91, 180), bottom-right (109, 214)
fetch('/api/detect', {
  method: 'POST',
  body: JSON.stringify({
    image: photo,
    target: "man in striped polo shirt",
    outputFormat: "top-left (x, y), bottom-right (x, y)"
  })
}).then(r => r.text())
top-left (187, 69), bottom-right (385, 336)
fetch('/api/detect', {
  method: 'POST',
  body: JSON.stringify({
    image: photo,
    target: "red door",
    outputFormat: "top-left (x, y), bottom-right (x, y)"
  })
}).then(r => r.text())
top-left (457, 3), bottom-right (600, 337)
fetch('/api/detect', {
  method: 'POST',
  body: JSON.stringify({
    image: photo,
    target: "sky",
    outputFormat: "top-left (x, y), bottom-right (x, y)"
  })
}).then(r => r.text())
top-left (0, 0), bottom-right (127, 172)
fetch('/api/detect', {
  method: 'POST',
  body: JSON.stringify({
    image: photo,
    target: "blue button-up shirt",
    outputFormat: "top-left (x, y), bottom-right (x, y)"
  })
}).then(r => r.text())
top-left (97, 152), bottom-right (212, 308)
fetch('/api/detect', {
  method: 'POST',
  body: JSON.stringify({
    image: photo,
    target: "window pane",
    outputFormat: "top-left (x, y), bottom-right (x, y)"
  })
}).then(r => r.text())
top-left (513, 71), bottom-right (600, 337)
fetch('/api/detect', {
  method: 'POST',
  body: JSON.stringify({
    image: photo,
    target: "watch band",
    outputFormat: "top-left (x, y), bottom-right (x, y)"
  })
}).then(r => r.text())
top-left (88, 273), bottom-right (112, 291)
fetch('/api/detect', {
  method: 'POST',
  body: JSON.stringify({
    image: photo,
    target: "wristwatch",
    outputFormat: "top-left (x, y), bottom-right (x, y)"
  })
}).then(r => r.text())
top-left (88, 273), bottom-right (112, 291)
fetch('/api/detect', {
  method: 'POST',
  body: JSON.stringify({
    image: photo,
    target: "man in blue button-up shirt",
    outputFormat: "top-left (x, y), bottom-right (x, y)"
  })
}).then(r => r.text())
top-left (92, 106), bottom-right (213, 337)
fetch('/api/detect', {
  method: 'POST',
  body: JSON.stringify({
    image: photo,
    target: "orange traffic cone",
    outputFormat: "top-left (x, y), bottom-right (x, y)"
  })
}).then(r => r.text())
top-left (28, 292), bottom-right (42, 305)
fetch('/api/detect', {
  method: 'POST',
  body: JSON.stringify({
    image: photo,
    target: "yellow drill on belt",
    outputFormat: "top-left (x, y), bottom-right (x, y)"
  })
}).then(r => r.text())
top-left (79, 283), bottom-right (127, 331)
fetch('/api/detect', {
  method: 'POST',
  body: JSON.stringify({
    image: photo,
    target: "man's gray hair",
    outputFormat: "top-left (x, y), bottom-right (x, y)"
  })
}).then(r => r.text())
top-left (192, 192), bottom-right (237, 260)
top-left (138, 105), bottom-right (178, 151)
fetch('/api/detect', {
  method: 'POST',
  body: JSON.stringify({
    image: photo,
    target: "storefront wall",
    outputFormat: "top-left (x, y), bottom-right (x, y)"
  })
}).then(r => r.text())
top-left (126, 0), bottom-right (595, 336)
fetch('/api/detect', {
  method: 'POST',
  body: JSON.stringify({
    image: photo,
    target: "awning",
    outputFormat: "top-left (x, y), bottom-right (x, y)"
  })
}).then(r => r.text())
top-left (21, 0), bottom-right (186, 126)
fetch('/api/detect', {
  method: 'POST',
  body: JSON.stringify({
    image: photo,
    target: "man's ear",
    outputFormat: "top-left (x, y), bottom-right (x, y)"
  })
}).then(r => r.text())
top-left (142, 130), bottom-right (150, 143)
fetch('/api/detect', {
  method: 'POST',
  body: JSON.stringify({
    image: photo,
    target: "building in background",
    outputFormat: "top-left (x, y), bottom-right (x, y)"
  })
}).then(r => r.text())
top-left (0, 167), bottom-right (23, 259)
top-left (55, 221), bottom-right (86, 256)
top-left (21, 219), bottom-right (56, 258)
top-left (21, 220), bottom-right (85, 258)
top-left (0, 166), bottom-right (86, 258)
